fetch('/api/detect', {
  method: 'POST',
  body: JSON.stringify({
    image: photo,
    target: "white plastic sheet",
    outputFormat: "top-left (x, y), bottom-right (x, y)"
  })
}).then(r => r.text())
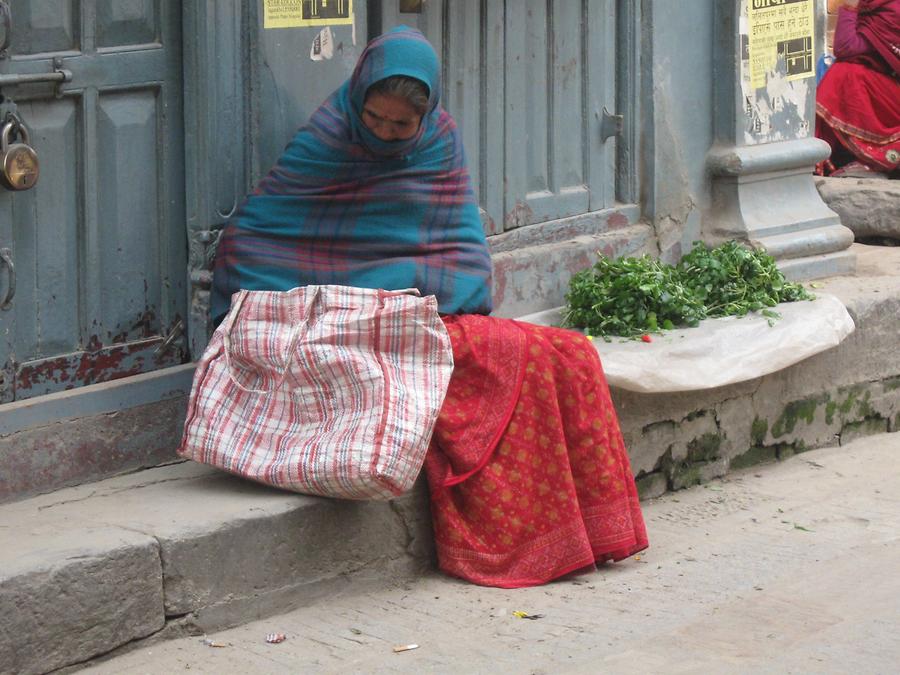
top-left (518, 293), bottom-right (855, 393)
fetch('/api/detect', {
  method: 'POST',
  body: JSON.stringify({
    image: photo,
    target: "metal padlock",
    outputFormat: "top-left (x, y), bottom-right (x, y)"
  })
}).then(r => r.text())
top-left (0, 120), bottom-right (39, 191)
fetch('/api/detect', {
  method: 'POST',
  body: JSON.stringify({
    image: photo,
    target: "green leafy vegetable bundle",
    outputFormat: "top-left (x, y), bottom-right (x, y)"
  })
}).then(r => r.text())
top-left (563, 241), bottom-right (814, 339)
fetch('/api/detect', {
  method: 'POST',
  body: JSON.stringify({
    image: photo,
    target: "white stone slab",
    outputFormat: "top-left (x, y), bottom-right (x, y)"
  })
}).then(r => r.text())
top-left (518, 293), bottom-right (855, 393)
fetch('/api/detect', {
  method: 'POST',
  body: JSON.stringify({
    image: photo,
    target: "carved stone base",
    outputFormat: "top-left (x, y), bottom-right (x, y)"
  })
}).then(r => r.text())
top-left (706, 138), bottom-right (856, 280)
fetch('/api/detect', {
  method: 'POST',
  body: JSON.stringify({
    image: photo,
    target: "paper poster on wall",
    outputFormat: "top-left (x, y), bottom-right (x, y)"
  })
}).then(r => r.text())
top-left (747, 0), bottom-right (815, 89)
top-left (310, 26), bottom-right (335, 60)
top-left (264, 0), bottom-right (354, 29)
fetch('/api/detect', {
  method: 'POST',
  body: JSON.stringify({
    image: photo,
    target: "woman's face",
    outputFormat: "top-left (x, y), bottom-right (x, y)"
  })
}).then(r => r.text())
top-left (361, 92), bottom-right (423, 142)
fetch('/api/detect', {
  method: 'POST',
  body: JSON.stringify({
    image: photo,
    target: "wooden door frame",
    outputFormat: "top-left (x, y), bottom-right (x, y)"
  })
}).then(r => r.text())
top-left (616, 0), bottom-right (640, 206)
top-left (0, 1), bottom-right (247, 433)
top-left (182, 1), bottom-right (252, 360)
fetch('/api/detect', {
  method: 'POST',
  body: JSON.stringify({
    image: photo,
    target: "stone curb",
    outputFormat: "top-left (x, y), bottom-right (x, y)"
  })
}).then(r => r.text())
top-left (0, 462), bottom-right (433, 675)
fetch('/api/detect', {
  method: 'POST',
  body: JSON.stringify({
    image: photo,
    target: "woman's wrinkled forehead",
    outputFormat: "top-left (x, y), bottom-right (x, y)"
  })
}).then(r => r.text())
top-left (350, 27), bottom-right (440, 111)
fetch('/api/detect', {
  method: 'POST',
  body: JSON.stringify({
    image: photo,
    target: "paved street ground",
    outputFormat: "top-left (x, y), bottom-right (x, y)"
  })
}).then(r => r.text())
top-left (82, 431), bottom-right (900, 674)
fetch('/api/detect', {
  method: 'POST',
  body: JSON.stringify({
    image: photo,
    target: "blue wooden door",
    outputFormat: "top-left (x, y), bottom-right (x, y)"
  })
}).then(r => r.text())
top-left (377, 0), bottom-right (619, 234)
top-left (0, 1), bottom-right (186, 402)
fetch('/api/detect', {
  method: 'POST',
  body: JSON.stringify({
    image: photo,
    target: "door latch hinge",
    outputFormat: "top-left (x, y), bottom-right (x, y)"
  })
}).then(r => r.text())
top-left (599, 107), bottom-right (624, 143)
top-left (154, 319), bottom-right (184, 356)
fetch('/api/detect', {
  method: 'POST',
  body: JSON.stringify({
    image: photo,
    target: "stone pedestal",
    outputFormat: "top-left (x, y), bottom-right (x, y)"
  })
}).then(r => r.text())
top-left (706, 0), bottom-right (855, 280)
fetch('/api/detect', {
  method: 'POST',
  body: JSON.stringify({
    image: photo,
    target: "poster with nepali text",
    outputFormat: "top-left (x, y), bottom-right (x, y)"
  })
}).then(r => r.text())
top-left (747, 0), bottom-right (815, 89)
top-left (264, 0), bottom-right (354, 29)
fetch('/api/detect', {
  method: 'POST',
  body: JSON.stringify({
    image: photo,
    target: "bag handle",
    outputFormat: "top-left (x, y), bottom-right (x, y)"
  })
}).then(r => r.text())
top-left (221, 287), bottom-right (321, 394)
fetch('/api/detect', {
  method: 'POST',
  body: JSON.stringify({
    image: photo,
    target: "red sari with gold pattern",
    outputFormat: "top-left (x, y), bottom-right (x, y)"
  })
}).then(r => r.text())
top-left (425, 315), bottom-right (648, 588)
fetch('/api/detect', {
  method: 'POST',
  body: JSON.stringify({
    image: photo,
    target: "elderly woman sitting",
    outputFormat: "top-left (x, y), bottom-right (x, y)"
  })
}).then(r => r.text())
top-left (816, 0), bottom-right (900, 177)
top-left (210, 27), bottom-right (647, 588)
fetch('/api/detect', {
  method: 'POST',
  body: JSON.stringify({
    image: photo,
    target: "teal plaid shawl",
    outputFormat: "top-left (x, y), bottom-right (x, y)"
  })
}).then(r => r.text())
top-left (211, 27), bottom-right (493, 325)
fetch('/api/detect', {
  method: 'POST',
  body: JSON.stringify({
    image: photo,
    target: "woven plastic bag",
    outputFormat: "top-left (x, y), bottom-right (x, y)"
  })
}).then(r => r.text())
top-left (179, 285), bottom-right (454, 499)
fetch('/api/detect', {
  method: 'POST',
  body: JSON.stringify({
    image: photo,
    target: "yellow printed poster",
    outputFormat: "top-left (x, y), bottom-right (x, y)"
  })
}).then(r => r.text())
top-left (747, 0), bottom-right (815, 89)
top-left (264, 0), bottom-right (354, 29)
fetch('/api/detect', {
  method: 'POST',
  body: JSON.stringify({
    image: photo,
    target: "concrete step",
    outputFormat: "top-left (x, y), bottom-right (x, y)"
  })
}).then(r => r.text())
top-left (0, 461), bottom-right (433, 675)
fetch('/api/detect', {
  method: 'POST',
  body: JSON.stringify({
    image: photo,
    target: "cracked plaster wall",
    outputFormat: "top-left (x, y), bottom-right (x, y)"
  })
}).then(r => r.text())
top-left (645, 1), bottom-right (714, 264)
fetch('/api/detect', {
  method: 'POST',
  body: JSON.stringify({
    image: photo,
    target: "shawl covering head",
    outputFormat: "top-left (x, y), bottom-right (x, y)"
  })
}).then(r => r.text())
top-left (211, 27), bottom-right (493, 325)
top-left (856, 0), bottom-right (900, 75)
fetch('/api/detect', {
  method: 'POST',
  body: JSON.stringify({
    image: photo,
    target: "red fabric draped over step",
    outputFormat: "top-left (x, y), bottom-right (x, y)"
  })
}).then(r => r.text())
top-left (425, 315), bottom-right (648, 588)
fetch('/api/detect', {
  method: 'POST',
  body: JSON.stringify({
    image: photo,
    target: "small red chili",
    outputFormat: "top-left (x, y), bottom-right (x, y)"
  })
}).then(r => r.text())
top-left (641, 334), bottom-right (652, 343)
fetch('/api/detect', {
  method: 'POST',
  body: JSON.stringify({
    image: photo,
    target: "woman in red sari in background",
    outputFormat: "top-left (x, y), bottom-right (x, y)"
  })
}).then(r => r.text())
top-left (816, 0), bottom-right (900, 176)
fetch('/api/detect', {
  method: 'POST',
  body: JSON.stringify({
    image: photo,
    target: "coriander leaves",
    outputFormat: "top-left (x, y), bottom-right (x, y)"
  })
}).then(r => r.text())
top-left (563, 241), bottom-right (814, 339)
top-left (564, 254), bottom-right (704, 339)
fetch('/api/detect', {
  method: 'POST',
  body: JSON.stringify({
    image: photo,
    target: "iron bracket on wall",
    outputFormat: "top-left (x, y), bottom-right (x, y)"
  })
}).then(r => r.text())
top-left (599, 106), bottom-right (624, 143)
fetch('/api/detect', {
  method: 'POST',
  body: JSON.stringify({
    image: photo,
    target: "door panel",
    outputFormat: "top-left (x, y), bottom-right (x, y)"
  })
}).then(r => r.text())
top-left (9, 1), bottom-right (78, 55)
top-left (11, 100), bottom-right (80, 360)
top-left (95, 90), bottom-right (162, 342)
top-left (377, 0), bottom-right (619, 234)
top-left (586, 0), bottom-right (618, 210)
top-left (551, 2), bottom-right (588, 190)
top-left (96, 0), bottom-right (158, 48)
top-left (441, 1), bottom-right (504, 234)
top-left (506, 0), bottom-right (606, 228)
top-left (0, 0), bottom-right (185, 401)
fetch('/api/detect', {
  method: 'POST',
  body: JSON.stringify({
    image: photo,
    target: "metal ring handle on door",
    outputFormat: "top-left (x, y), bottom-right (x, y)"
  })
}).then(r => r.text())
top-left (0, 247), bottom-right (15, 310)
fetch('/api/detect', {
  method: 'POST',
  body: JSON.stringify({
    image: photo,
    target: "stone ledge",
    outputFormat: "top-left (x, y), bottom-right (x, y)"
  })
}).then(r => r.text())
top-left (491, 223), bottom-right (656, 318)
top-left (0, 462), bottom-right (433, 674)
top-left (518, 293), bottom-right (854, 394)
top-left (0, 528), bottom-right (164, 675)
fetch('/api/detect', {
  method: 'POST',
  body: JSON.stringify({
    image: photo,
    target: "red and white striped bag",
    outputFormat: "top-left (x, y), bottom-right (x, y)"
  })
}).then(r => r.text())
top-left (178, 285), bottom-right (454, 499)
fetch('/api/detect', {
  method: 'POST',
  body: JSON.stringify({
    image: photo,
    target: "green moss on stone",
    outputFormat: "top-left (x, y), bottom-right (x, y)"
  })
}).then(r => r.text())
top-left (855, 391), bottom-right (874, 419)
top-left (825, 400), bottom-right (838, 426)
top-left (750, 417), bottom-right (768, 447)
top-left (686, 433), bottom-right (722, 463)
top-left (843, 418), bottom-right (889, 440)
top-left (652, 447), bottom-right (674, 474)
top-left (635, 472), bottom-right (668, 500)
top-left (777, 440), bottom-right (808, 460)
top-left (883, 376), bottom-right (900, 393)
top-left (771, 398), bottom-right (820, 438)
top-left (839, 391), bottom-right (858, 415)
top-left (730, 445), bottom-right (777, 470)
top-left (672, 462), bottom-right (703, 490)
